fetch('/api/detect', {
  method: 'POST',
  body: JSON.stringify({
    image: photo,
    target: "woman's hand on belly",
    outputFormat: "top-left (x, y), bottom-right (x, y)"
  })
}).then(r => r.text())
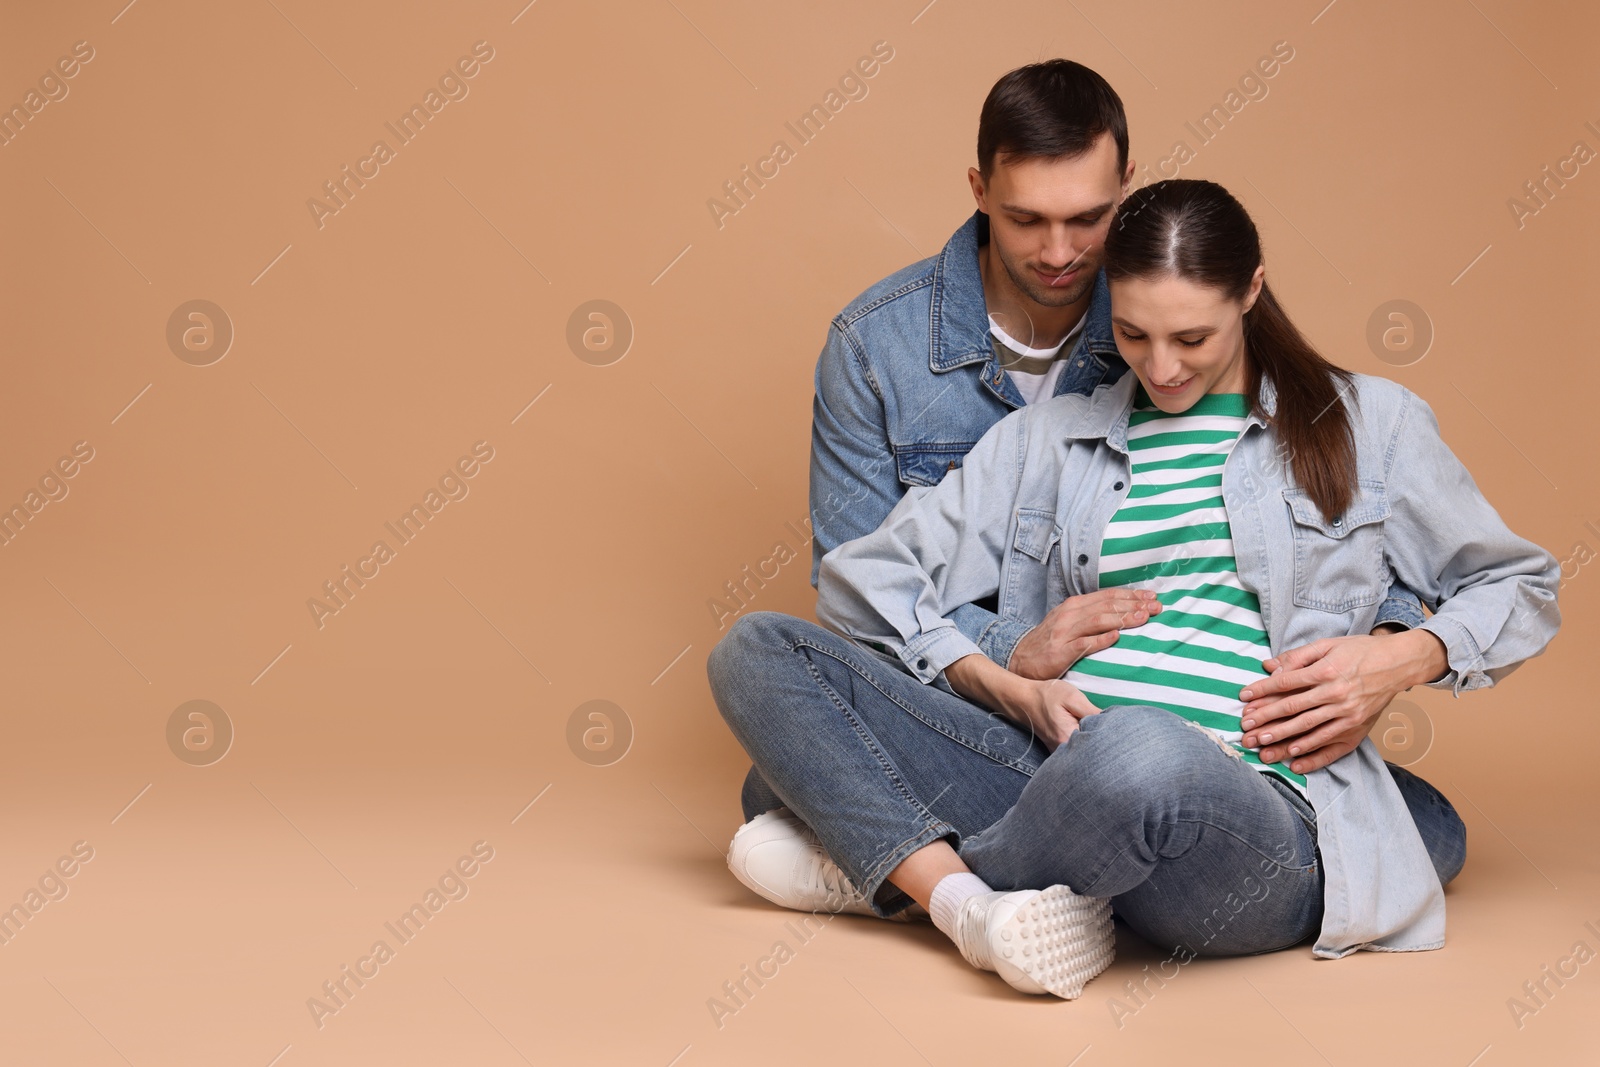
top-left (1006, 587), bottom-right (1163, 681)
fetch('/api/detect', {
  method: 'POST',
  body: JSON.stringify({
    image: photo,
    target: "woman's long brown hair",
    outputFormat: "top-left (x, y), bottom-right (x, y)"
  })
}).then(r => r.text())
top-left (1103, 179), bottom-right (1357, 521)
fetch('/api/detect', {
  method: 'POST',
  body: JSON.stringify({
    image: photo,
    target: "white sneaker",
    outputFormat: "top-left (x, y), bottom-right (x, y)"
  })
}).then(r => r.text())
top-left (951, 885), bottom-right (1115, 998)
top-left (727, 808), bottom-right (877, 916)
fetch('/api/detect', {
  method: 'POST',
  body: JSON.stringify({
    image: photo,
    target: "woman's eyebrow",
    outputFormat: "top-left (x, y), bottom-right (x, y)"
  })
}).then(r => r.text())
top-left (1110, 317), bottom-right (1218, 334)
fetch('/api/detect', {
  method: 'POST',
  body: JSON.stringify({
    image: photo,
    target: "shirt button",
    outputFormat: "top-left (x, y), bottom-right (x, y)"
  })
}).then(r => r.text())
top-left (1077, 554), bottom-right (1089, 565)
top-left (1332, 516), bottom-right (1344, 526)
top-left (1113, 481), bottom-right (1125, 491)
top-left (1077, 359), bottom-right (1085, 367)
top-left (915, 658), bottom-right (928, 670)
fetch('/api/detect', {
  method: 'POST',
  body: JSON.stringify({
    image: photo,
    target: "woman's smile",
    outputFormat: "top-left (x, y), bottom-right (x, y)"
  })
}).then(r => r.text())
top-left (1148, 375), bottom-right (1195, 396)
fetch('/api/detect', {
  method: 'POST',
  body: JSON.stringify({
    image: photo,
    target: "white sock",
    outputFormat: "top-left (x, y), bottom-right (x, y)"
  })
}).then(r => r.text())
top-left (929, 872), bottom-right (993, 941)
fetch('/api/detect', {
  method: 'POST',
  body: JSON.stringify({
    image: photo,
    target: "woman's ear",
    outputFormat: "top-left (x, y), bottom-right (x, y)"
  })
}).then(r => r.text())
top-left (1239, 264), bottom-right (1267, 314)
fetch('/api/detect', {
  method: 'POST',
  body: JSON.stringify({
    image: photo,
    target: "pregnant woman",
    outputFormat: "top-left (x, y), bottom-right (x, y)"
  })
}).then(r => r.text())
top-left (708, 179), bottom-right (1560, 999)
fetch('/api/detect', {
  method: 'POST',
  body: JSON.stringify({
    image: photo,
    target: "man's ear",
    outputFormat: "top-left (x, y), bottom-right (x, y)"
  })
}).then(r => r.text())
top-left (1121, 158), bottom-right (1136, 198)
top-left (967, 166), bottom-right (988, 211)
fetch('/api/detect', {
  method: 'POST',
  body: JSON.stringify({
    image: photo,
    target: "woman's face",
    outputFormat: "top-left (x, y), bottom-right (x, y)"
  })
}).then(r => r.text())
top-left (1108, 267), bottom-right (1264, 413)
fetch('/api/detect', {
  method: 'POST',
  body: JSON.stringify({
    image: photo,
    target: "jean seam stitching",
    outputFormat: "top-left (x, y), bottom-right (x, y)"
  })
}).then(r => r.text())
top-left (791, 636), bottom-right (1041, 775)
top-left (797, 656), bottom-right (925, 817)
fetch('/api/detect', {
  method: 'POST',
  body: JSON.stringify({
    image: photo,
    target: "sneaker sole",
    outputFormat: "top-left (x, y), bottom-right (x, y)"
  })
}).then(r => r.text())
top-left (991, 886), bottom-right (1115, 999)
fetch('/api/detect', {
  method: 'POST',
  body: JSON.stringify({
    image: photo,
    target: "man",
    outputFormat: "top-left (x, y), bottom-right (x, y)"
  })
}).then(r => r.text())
top-left (712, 59), bottom-right (1463, 962)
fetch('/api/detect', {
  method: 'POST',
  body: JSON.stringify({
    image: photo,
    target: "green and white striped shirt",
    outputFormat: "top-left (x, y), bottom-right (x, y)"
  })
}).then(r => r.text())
top-left (1064, 390), bottom-right (1306, 793)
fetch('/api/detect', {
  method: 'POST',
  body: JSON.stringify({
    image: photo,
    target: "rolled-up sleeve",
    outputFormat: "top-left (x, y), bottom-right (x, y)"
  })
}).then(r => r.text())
top-left (816, 411), bottom-right (1028, 684)
top-left (1373, 580), bottom-right (1427, 631)
top-left (1382, 389), bottom-right (1561, 694)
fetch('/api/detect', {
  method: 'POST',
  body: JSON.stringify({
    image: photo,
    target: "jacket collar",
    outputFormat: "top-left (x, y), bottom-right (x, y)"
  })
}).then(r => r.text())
top-left (1253, 374), bottom-right (1280, 421)
top-left (1082, 368), bottom-right (1280, 452)
top-left (929, 211), bottom-right (1120, 373)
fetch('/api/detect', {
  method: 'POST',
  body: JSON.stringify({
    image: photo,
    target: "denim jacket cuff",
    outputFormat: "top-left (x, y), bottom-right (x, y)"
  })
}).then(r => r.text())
top-left (980, 616), bottom-right (1035, 672)
top-left (1373, 594), bottom-right (1425, 632)
top-left (902, 626), bottom-right (985, 685)
top-left (1417, 615), bottom-right (1491, 695)
top-left (947, 603), bottom-right (1032, 673)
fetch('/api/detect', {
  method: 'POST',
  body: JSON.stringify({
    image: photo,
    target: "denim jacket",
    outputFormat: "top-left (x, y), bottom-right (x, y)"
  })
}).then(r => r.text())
top-left (816, 370), bottom-right (1561, 957)
top-left (808, 212), bottom-right (1425, 671)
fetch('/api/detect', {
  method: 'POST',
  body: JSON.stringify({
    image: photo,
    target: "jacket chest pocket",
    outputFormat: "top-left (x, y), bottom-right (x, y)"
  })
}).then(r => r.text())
top-left (1282, 484), bottom-right (1389, 613)
top-left (1005, 508), bottom-right (1065, 620)
top-left (894, 446), bottom-right (973, 488)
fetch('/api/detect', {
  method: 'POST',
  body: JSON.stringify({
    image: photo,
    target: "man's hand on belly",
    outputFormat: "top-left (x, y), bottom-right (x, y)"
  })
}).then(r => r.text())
top-left (1235, 630), bottom-right (1450, 774)
top-left (1006, 588), bottom-right (1163, 681)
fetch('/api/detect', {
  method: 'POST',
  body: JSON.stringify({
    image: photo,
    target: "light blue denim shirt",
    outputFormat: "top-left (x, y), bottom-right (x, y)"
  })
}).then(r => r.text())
top-left (816, 370), bottom-right (1561, 957)
top-left (808, 211), bottom-right (1426, 671)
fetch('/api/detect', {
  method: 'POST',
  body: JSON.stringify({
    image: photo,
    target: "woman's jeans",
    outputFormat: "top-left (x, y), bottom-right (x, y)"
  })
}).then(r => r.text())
top-left (709, 612), bottom-right (1468, 957)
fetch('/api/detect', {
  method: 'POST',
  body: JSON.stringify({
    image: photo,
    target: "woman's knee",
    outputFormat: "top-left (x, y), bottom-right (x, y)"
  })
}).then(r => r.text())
top-left (1035, 706), bottom-right (1210, 807)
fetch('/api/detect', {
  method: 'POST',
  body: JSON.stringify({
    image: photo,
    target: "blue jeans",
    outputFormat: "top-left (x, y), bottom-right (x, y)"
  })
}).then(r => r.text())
top-left (710, 612), bottom-right (1466, 957)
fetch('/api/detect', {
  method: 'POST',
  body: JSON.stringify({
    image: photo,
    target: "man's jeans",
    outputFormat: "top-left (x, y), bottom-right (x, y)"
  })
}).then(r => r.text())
top-left (709, 612), bottom-right (1467, 957)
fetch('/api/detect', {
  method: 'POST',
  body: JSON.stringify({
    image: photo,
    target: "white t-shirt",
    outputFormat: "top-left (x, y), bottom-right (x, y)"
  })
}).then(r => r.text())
top-left (989, 314), bottom-right (1086, 406)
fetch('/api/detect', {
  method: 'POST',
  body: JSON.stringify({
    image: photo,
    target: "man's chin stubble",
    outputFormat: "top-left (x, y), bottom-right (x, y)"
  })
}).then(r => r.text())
top-left (1000, 258), bottom-right (1094, 310)
top-left (1021, 278), bottom-right (1094, 308)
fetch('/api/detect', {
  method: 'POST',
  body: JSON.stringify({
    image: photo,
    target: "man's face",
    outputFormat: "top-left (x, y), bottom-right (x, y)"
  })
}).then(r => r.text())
top-left (968, 133), bottom-right (1131, 317)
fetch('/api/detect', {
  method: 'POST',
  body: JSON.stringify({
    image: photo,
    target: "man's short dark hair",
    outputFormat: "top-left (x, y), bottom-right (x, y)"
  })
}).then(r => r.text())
top-left (977, 59), bottom-right (1128, 177)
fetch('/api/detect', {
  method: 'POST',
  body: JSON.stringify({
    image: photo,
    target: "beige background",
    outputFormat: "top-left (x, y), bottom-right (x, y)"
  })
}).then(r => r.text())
top-left (1, 0), bottom-right (1596, 1063)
